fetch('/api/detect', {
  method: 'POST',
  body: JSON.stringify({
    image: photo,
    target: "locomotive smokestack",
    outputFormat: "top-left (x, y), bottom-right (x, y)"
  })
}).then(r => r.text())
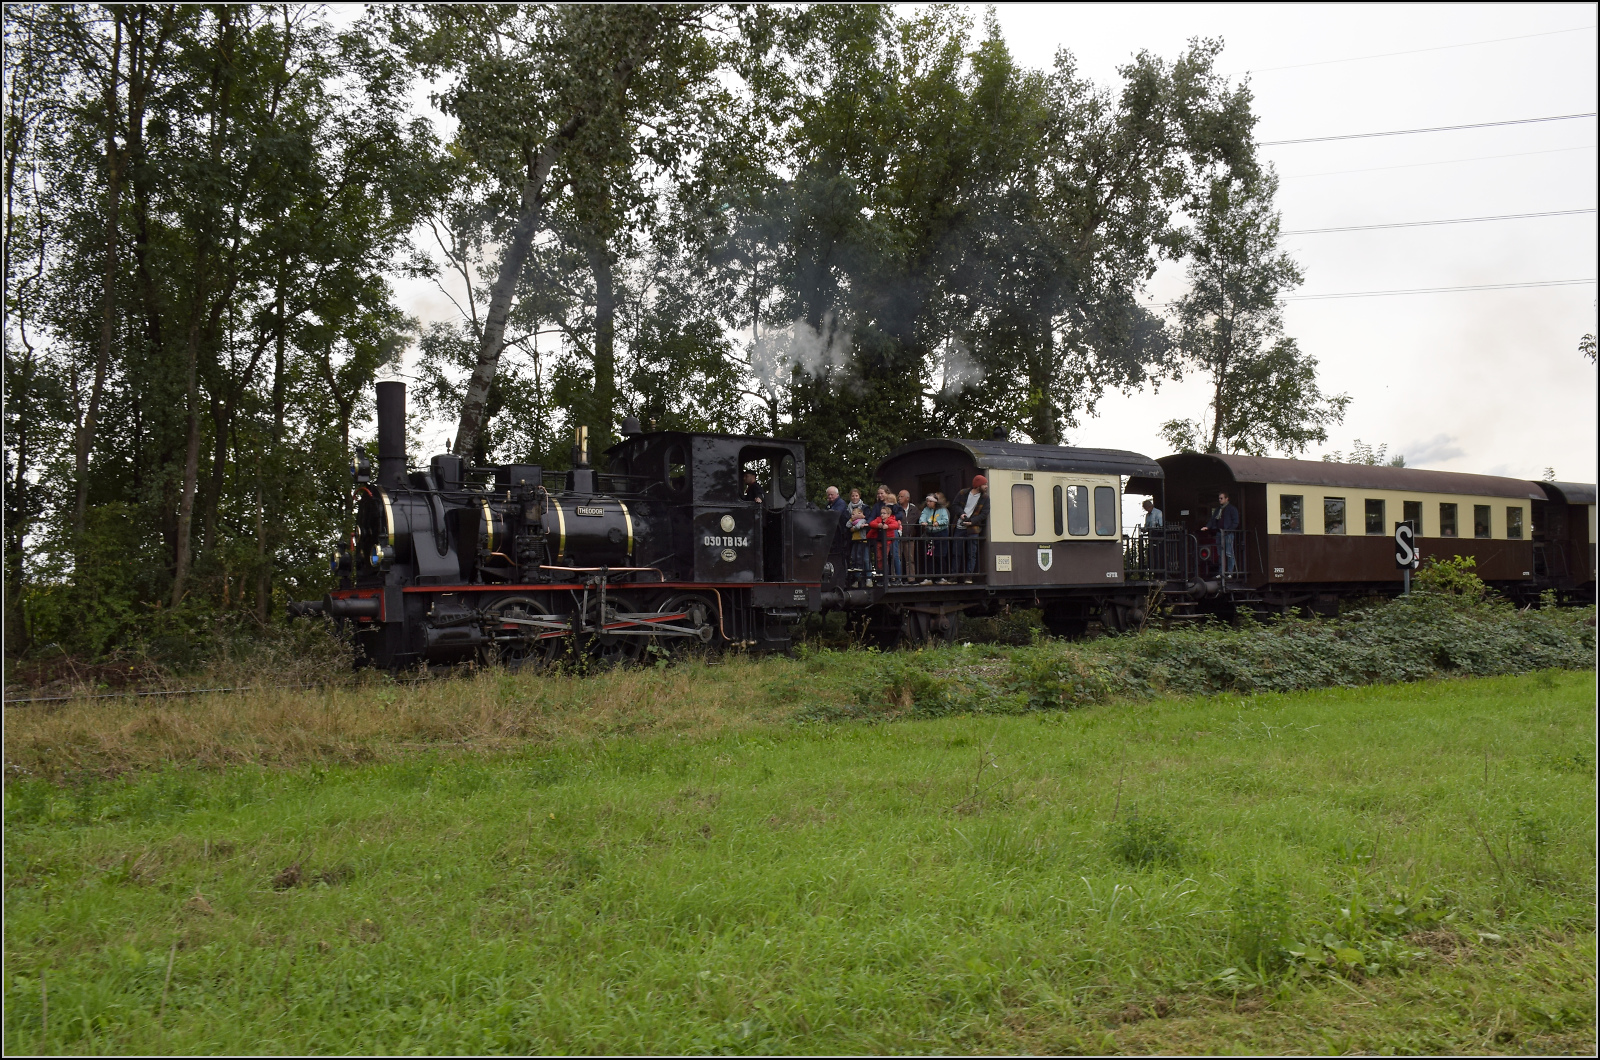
top-left (376, 380), bottom-right (407, 489)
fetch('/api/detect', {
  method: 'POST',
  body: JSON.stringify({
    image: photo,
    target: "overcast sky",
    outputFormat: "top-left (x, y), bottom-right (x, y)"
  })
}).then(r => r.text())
top-left (987, 2), bottom-right (1598, 483)
top-left (388, 3), bottom-right (1598, 485)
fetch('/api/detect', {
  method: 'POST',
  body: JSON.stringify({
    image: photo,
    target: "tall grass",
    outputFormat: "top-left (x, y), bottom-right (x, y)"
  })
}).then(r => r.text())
top-left (5, 672), bottom-right (1594, 1054)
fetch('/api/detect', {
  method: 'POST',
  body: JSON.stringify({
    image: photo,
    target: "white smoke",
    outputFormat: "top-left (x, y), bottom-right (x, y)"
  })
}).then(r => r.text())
top-left (747, 312), bottom-right (852, 390)
top-left (938, 337), bottom-right (984, 394)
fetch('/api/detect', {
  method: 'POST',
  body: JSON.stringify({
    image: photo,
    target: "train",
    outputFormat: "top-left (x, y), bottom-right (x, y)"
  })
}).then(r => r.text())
top-left (288, 381), bottom-right (1596, 668)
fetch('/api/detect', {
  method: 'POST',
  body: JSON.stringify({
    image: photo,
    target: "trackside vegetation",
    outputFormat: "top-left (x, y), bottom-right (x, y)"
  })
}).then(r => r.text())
top-left (5, 670), bottom-right (1594, 1054)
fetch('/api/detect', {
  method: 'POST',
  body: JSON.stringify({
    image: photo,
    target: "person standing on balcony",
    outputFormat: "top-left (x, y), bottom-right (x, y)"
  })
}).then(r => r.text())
top-left (954, 474), bottom-right (989, 581)
top-left (1142, 498), bottom-right (1163, 528)
top-left (1202, 491), bottom-right (1240, 575)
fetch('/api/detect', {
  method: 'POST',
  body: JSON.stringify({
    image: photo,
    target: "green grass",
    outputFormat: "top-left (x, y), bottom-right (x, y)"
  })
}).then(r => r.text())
top-left (5, 671), bottom-right (1595, 1054)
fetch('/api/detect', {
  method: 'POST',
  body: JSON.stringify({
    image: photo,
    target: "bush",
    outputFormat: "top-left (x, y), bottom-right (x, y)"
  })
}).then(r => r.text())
top-left (1007, 593), bottom-right (1593, 707)
top-left (1413, 554), bottom-right (1488, 600)
top-left (1107, 811), bottom-right (1186, 868)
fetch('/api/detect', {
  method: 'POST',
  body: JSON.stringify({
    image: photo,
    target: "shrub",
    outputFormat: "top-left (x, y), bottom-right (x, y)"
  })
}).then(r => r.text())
top-left (1413, 554), bottom-right (1488, 600)
top-left (1107, 811), bottom-right (1185, 868)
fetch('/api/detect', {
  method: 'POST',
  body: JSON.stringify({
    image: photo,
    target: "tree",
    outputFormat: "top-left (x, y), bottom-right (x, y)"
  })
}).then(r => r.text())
top-left (1160, 171), bottom-right (1347, 456)
top-left (1581, 332), bottom-right (1595, 364)
top-left (389, 4), bottom-right (728, 461)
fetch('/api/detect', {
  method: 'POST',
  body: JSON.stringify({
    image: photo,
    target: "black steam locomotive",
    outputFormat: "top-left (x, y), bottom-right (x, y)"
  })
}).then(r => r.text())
top-left (290, 382), bottom-right (846, 668)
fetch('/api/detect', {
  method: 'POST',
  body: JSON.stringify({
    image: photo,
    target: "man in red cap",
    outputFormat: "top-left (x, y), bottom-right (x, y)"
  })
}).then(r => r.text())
top-left (954, 473), bottom-right (989, 581)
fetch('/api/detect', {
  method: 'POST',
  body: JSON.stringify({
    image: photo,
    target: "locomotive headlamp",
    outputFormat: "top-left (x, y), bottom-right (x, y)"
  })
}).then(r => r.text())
top-left (369, 543), bottom-right (394, 570)
top-left (351, 447), bottom-right (372, 484)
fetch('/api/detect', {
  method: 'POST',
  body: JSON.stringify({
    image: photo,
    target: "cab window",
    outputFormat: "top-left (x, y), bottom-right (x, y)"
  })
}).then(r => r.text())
top-left (666, 445), bottom-right (687, 492)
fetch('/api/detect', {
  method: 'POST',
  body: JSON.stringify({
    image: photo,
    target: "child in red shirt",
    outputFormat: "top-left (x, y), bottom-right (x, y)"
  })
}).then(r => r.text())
top-left (867, 504), bottom-right (901, 582)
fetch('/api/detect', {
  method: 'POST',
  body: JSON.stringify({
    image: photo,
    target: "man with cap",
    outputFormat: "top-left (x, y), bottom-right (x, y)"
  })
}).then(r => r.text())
top-left (954, 474), bottom-right (989, 580)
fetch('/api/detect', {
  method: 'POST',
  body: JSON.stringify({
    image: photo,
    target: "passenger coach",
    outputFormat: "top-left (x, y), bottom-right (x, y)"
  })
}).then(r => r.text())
top-left (1142, 454), bottom-right (1554, 609)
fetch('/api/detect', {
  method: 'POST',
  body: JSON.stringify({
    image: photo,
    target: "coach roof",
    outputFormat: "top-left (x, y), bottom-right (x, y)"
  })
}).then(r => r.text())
top-left (1157, 452), bottom-right (1548, 501)
top-left (1540, 480), bottom-right (1597, 505)
top-left (878, 439), bottom-right (1164, 480)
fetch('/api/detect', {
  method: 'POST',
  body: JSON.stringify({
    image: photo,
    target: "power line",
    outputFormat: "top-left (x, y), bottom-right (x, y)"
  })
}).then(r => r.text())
top-left (1260, 112), bottom-right (1597, 146)
top-left (1281, 143), bottom-right (1598, 180)
top-left (1142, 277), bottom-right (1595, 309)
top-left (1234, 25), bottom-right (1596, 75)
top-left (1285, 279), bottom-right (1596, 301)
top-left (1281, 208), bottom-right (1596, 236)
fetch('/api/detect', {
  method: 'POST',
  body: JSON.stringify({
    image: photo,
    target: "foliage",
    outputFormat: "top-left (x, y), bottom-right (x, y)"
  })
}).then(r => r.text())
top-left (1322, 439), bottom-right (1405, 467)
top-left (1159, 171), bottom-right (1348, 456)
top-left (3, 4), bottom-right (439, 656)
top-left (1108, 810), bottom-right (1187, 868)
top-left (4, 672), bottom-right (1594, 1053)
top-left (1413, 554), bottom-right (1487, 600)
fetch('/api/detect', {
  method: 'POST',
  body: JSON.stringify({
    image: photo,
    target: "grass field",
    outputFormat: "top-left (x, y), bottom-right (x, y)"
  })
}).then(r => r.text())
top-left (5, 663), bottom-right (1594, 1055)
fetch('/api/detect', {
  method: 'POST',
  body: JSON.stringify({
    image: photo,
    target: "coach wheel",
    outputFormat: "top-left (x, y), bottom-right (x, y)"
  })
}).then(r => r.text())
top-left (904, 608), bottom-right (933, 645)
top-left (482, 595), bottom-right (563, 672)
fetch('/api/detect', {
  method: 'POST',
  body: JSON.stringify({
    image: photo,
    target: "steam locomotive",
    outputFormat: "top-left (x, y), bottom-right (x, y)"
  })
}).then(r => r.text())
top-left (291, 381), bottom-right (1596, 669)
top-left (290, 381), bottom-right (849, 669)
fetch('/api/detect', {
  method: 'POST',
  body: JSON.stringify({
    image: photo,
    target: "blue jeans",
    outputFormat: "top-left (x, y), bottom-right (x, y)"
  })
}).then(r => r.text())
top-left (849, 541), bottom-right (868, 584)
top-left (1220, 531), bottom-right (1237, 574)
top-left (963, 532), bottom-right (981, 574)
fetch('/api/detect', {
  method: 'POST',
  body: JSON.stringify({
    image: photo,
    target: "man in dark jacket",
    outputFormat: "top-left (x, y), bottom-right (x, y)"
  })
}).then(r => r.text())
top-left (954, 474), bottom-right (989, 580)
top-left (1202, 491), bottom-right (1241, 575)
top-left (824, 486), bottom-right (848, 513)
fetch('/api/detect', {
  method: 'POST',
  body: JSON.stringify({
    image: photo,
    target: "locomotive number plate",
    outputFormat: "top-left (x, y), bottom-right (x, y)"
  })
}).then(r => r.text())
top-left (576, 505), bottom-right (605, 517)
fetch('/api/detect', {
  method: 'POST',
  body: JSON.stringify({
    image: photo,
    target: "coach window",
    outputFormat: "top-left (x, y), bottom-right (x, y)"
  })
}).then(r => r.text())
top-left (1052, 485), bottom-right (1065, 537)
top-left (1011, 483), bottom-right (1036, 536)
top-left (1280, 494), bottom-right (1304, 533)
top-left (666, 444), bottom-right (688, 493)
top-left (1094, 486), bottom-right (1118, 536)
top-left (1506, 506), bottom-right (1524, 539)
top-left (1364, 498), bottom-right (1385, 535)
top-left (1323, 497), bottom-right (1347, 535)
top-left (1067, 485), bottom-right (1090, 536)
top-left (1473, 504), bottom-right (1492, 539)
top-left (1439, 503), bottom-right (1458, 538)
top-left (1403, 500), bottom-right (1422, 535)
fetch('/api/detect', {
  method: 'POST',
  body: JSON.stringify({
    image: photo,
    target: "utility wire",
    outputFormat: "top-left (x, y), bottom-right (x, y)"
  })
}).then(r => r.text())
top-left (1143, 277), bottom-right (1595, 309)
top-left (1281, 208), bottom-right (1596, 235)
top-left (1282, 143), bottom-right (1598, 180)
top-left (1261, 112), bottom-right (1596, 146)
top-left (1285, 279), bottom-right (1596, 301)
top-left (1235, 25), bottom-right (1596, 75)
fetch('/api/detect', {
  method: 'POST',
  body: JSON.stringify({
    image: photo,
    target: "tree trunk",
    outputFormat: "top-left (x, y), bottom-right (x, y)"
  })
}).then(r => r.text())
top-left (170, 297), bottom-right (206, 608)
top-left (1028, 329), bottom-right (1060, 445)
top-left (75, 16), bottom-right (122, 542)
top-left (201, 388), bottom-right (228, 556)
top-left (588, 239), bottom-right (616, 454)
top-left (453, 117), bottom-right (583, 457)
